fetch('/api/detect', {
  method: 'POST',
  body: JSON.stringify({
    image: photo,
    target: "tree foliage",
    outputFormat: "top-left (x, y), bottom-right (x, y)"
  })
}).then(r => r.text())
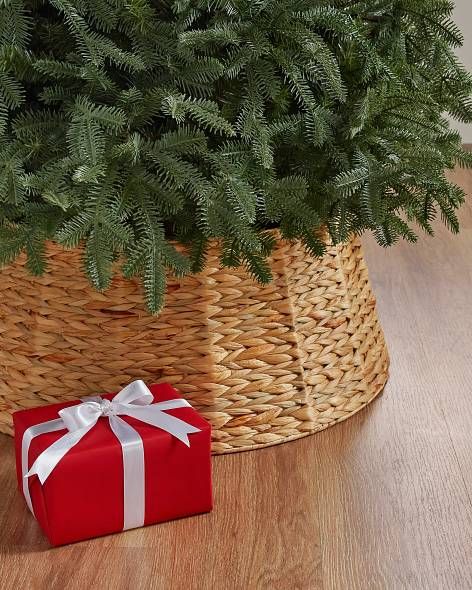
top-left (0, 0), bottom-right (471, 311)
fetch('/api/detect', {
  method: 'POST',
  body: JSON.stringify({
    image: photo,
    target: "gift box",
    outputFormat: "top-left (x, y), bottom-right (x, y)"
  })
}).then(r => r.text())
top-left (13, 381), bottom-right (212, 546)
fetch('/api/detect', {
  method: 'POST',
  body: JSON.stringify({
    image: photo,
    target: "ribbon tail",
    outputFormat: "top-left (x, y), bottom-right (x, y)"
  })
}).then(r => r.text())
top-left (123, 406), bottom-right (201, 447)
top-left (147, 399), bottom-right (192, 412)
top-left (26, 420), bottom-right (97, 484)
top-left (21, 418), bottom-right (66, 516)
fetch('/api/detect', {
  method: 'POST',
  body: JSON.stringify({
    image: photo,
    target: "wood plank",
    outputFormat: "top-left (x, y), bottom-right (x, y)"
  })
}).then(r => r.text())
top-left (0, 432), bottom-right (323, 590)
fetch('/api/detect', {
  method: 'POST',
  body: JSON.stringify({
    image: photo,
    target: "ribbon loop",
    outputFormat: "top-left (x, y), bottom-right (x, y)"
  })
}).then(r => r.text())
top-left (59, 401), bottom-right (101, 432)
top-left (113, 379), bottom-right (154, 406)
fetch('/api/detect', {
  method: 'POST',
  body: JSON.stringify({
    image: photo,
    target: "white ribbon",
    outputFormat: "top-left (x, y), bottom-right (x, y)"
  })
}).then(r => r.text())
top-left (21, 380), bottom-right (200, 530)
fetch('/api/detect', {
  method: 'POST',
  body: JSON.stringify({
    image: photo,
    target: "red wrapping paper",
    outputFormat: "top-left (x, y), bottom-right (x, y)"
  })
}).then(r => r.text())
top-left (13, 383), bottom-right (212, 546)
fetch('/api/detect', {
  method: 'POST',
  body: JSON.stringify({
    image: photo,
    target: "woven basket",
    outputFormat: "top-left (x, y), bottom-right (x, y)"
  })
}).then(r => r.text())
top-left (0, 236), bottom-right (389, 453)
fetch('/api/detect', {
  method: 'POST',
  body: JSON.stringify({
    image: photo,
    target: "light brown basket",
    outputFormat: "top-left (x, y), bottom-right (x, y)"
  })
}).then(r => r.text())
top-left (0, 236), bottom-right (389, 453)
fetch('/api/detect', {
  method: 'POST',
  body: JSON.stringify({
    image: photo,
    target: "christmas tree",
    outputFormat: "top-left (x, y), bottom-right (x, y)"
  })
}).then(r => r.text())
top-left (1, 0), bottom-right (471, 312)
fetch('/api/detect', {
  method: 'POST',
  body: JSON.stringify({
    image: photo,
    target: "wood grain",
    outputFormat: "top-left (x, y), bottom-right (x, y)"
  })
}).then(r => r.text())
top-left (2, 168), bottom-right (472, 589)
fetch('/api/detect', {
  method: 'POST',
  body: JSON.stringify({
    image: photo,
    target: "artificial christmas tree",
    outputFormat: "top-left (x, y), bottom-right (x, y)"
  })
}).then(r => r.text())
top-left (1, 0), bottom-right (471, 311)
top-left (0, 1), bottom-right (470, 449)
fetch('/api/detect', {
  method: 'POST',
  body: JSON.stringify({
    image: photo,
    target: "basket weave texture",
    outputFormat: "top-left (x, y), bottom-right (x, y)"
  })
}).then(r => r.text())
top-left (0, 236), bottom-right (389, 453)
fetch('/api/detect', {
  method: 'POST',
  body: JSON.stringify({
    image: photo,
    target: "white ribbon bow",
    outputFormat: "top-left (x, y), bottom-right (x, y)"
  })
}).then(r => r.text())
top-left (21, 380), bottom-right (200, 530)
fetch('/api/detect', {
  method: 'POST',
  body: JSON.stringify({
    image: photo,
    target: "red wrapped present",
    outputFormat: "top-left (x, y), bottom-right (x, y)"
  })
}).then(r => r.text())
top-left (13, 380), bottom-right (212, 546)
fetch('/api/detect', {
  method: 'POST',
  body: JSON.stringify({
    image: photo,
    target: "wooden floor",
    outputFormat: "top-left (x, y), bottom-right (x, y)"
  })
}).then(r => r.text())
top-left (1, 168), bottom-right (472, 590)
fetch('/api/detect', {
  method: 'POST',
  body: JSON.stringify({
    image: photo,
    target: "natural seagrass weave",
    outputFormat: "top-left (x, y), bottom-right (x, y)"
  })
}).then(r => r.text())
top-left (0, 236), bottom-right (389, 453)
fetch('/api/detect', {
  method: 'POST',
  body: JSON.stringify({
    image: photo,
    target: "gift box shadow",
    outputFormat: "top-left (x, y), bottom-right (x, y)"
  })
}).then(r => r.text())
top-left (0, 434), bottom-right (51, 553)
